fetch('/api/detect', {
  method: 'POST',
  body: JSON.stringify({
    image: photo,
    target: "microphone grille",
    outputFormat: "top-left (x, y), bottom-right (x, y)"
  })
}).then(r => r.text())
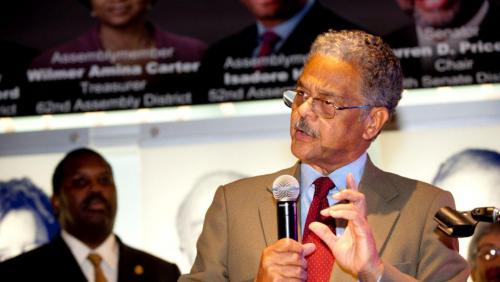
top-left (272, 175), bottom-right (300, 201)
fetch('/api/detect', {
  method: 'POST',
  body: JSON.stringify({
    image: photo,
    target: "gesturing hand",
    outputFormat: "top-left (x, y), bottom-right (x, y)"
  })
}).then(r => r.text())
top-left (255, 238), bottom-right (315, 282)
top-left (308, 173), bottom-right (383, 282)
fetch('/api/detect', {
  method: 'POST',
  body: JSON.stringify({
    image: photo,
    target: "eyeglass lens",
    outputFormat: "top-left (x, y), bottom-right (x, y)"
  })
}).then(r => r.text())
top-left (478, 246), bottom-right (499, 262)
top-left (294, 92), bottom-right (335, 118)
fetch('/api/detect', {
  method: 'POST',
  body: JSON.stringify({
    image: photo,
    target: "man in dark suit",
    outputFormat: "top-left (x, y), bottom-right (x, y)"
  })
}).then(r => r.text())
top-left (0, 148), bottom-right (180, 282)
top-left (180, 30), bottom-right (469, 281)
top-left (194, 0), bottom-right (360, 104)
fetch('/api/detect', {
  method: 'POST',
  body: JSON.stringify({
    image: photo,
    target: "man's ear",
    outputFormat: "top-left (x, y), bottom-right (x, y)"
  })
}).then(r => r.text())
top-left (51, 195), bottom-right (60, 217)
top-left (362, 107), bottom-right (389, 141)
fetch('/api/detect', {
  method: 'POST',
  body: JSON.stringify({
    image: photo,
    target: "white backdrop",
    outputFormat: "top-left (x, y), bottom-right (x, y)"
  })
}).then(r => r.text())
top-left (1, 123), bottom-right (499, 273)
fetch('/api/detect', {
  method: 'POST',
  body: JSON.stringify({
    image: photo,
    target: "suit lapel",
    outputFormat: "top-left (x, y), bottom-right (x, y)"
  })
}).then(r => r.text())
top-left (259, 196), bottom-right (278, 246)
top-left (360, 158), bottom-right (400, 255)
top-left (258, 164), bottom-right (300, 246)
top-left (117, 237), bottom-right (145, 282)
top-left (117, 238), bottom-right (129, 282)
top-left (331, 158), bottom-right (401, 282)
top-left (232, 25), bottom-right (259, 57)
top-left (53, 236), bottom-right (89, 282)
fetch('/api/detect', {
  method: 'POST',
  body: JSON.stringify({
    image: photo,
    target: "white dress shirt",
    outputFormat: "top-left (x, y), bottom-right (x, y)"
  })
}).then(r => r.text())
top-left (61, 230), bottom-right (119, 282)
top-left (300, 152), bottom-right (367, 236)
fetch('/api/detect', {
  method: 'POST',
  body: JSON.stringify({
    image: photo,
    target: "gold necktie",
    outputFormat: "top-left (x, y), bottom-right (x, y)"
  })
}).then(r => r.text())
top-left (88, 253), bottom-right (107, 282)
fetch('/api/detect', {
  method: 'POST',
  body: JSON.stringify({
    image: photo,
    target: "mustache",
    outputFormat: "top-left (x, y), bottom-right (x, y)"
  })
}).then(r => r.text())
top-left (295, 118), bottom-right (320, 138)
top-left (82, 193), bottom-right (110, 211)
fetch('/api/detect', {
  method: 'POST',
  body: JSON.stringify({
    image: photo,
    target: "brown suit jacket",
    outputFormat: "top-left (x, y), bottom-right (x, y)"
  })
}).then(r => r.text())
top-left (180, 158), bottom-right (469, 282)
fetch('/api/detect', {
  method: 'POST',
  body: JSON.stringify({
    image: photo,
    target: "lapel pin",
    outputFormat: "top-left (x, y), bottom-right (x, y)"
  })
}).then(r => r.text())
top-left (134, 264), bottom-right (144, 275)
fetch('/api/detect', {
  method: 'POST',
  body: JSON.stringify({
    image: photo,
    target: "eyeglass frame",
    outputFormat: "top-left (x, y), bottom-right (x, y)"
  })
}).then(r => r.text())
top-left (475, 245), bottom-right (500, 262)
top-left (283, 89), bottom-right (380, 119)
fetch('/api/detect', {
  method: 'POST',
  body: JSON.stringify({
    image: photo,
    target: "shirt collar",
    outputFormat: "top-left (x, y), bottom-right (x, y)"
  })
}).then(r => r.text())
top-left (300, 152), bottom-right (368, 191)
top-left (256, 0), bottom-right (315, 42)
top-left (61, 229), bottom-right (119, 271)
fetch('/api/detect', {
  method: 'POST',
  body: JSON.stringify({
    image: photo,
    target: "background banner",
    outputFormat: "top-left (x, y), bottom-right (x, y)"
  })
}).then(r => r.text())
top-left (1, 124), bottom-right (499, 273)
top-left (1, 0), bottom-right (499, 116)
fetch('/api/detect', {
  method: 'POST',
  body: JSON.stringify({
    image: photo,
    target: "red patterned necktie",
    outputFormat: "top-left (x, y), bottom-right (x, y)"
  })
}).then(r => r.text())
top-left (257, 31), bottom-right (280, 58)
top-left (302, 177), bottom-right (336, 282)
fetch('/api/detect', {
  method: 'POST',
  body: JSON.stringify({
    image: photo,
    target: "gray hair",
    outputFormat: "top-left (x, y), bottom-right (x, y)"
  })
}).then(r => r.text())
top-left (306, 30), bottom-right (403, 115)
top-left (468, 222), bottom-right (500, 269)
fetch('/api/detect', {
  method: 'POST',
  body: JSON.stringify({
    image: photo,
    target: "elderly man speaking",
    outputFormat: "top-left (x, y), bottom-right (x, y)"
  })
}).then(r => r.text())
top-left (180, 30), bottom-right (469, 282)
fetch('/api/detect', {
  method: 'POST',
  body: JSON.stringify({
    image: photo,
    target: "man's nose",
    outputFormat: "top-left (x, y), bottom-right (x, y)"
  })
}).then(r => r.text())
top-left (88, 180), bottom-right (105, 192)
top-left (297, 97), bottom-right (317, 119)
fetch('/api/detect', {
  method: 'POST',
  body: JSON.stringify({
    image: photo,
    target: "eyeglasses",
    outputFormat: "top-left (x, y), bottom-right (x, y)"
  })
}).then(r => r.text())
top-left (476, 246), bottom-right (500, 262)
top-left (283, 90), bottom-right (376, 119)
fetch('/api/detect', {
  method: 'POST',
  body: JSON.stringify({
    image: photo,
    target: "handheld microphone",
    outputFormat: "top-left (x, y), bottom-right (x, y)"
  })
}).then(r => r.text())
top-left (272, 175), bottom-right (300, 240)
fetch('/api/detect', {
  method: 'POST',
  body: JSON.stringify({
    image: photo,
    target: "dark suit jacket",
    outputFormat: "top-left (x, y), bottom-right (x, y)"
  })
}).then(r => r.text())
top-left (179, 158), bottom-right (469, 282)
top-left (193, 1), bottom-right (361, 104)
top-left (0, 235), bottom-right (180, 282)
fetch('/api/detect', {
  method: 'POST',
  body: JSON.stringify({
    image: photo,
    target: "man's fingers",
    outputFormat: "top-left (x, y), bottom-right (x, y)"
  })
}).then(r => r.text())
top-left (346, 173), bottom-right (358, 191)
top-left (276, 252), bottom-right (307, 267)
top-left (273, 238), bottom-right (304, 253)
top-left (258, 238), bottom-right (310, 281)
top-left (262, 264), bottom-right (306, 282)
top-left (302, 242), bottom-right (316, 257)
top-left (308, 222), bottom-right (338, 248)
top-left (320, 209), bottom-right (358, 221)
top-left (332, 189), bottom-right (365, 203)
top-left (279, 265), bottom-right (308, 281)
